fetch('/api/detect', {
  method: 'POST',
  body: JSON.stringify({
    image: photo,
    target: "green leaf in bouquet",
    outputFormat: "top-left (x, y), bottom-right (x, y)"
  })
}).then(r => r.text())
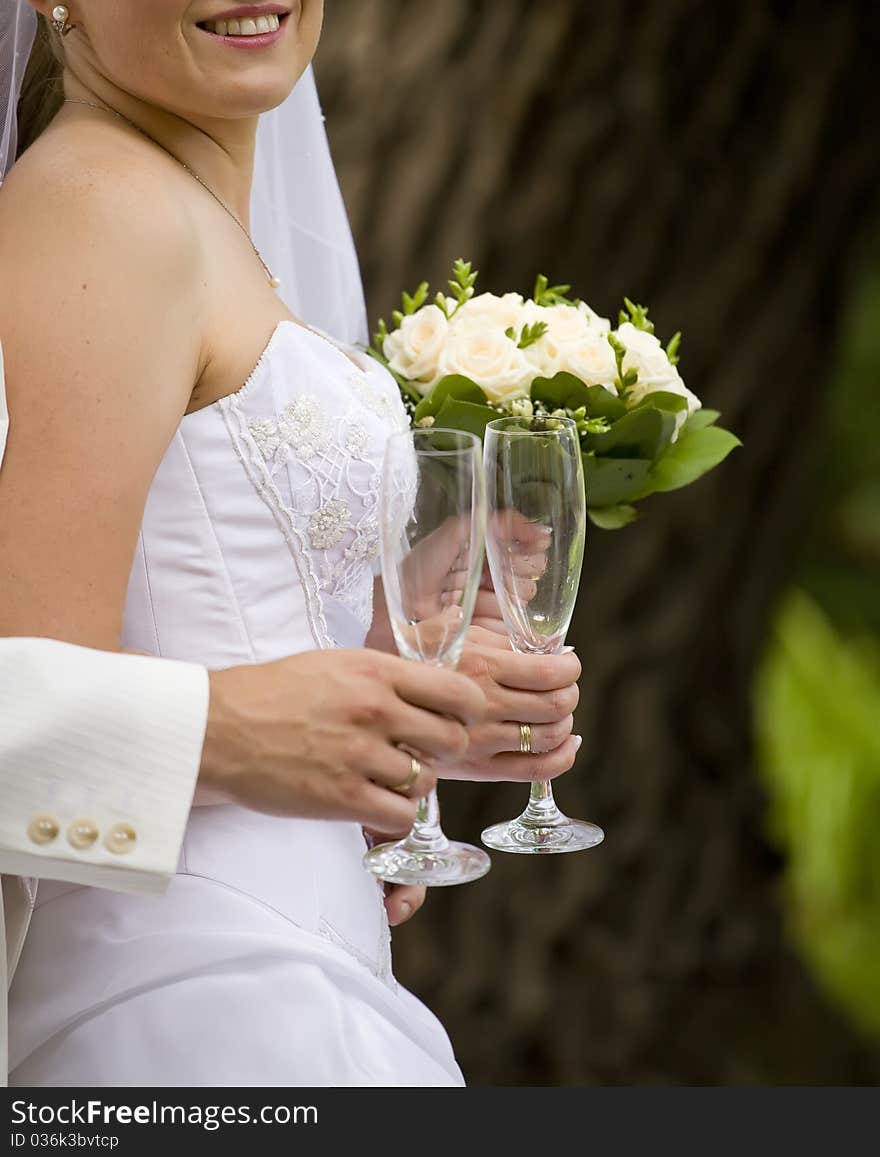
top-left (683, 407), bottom-right (721, 431)
top-left (587, 503), bottom-right (639, 529)
top-left (585, 455), bottom-right (654, 506)
top-left (371, 317), bottom-right (390, 359)
top-left (647, 423), bottom-right (742, 493)
top-left (531, 374), bottom-right (627, 422)
top-left (531, 372), bottom-right (591, 412)
top-left (413, 375), bottom-right (489, 422)
top-left (445, 258), bottom-right (479, 316)
top-left (401, 281), bottom-right (430, 316)
top-left (533, 274), bottom-right (578, 307)
top-left (583, 384), bottom-right (627, 422)
top-left (618, 297), bottom-right (654, 333)
top-left (507, 321), bottom-right (549, 349)
top-left (629, 390), bottom-right (690, 417)
top-left (584, 405), bottom-right (676, 460)
top-left (432, 397), bottom-right (499, 441)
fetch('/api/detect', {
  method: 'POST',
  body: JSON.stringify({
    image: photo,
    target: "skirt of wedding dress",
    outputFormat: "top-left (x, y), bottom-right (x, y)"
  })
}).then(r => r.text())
top-left (8, 874), bottom-right (464, 1088)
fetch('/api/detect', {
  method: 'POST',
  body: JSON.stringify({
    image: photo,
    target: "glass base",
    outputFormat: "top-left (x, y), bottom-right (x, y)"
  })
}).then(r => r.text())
top-left (481, 814), bottom-right (604, 855)
top-left (363, 839), bottom-right (491, 887)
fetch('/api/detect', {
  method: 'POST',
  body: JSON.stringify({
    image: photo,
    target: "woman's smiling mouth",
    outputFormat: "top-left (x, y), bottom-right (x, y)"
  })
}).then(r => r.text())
top-left (196, 6), bottom-right (292, 45)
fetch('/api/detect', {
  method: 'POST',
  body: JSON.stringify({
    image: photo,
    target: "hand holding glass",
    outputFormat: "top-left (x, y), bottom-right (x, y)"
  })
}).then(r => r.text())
top-left (481, 415), bottom-right (604, 853)
top-left (363, 428), bottom-right (492, 886)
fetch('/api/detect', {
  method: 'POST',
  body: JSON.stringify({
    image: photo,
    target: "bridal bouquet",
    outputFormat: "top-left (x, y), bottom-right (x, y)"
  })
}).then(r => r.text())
top-left (369, 260), bottom-right (740, 528)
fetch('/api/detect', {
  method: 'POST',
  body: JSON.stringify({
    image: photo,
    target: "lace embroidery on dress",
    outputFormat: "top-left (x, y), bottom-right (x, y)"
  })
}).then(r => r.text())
top-left (233, 337), bottom-right (408, 634)
top-left (218, 392), bottom-right (334, 650)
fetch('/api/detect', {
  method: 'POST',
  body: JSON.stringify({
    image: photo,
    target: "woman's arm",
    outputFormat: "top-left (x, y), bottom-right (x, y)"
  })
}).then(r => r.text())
top-left (0, 151), bottom-right (204, 646)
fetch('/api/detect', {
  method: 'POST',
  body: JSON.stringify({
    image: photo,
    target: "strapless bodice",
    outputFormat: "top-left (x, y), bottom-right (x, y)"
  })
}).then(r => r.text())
top-left (120, 320), bottom-right (410, 981)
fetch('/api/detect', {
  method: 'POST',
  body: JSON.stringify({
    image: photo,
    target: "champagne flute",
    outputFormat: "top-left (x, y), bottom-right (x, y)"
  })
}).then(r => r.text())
top-left (481, 415), bottom-right (604, 854)
top-left (363, 427), bottom-right (492, 886)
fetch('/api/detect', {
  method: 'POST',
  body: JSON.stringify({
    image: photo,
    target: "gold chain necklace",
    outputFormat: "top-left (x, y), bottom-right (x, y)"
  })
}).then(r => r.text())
top-left (62, 98), bottom-right (281, 289)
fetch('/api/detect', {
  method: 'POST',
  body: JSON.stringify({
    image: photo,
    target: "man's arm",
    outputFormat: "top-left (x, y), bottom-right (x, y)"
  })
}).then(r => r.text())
top-left (0, 638), bottom-right (208, 895)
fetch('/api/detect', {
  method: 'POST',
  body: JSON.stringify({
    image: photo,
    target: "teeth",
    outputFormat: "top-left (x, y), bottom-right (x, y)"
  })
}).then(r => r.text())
top-left (203, 13), bottom-right (280, 36)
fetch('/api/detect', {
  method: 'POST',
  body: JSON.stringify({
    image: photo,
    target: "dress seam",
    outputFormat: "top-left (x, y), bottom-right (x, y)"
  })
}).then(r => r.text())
top-left (175, 429), bottom-right (257, 663)
top-left (137, 532), bottom-right (162, 657)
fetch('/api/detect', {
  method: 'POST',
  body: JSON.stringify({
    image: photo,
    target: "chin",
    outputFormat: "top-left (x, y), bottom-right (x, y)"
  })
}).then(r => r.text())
top-left (208, 62), bottom-right (309, 118)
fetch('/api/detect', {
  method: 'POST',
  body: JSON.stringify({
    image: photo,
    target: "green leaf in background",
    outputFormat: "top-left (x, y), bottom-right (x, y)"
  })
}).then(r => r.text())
top-left (647, 423), bottom-right (742, 492)
top-left (755, 590), bottom-right (880, 1035)
top-left (585, 455), bottom-right (653, 506)
top-left (432, 397), bottom-right (499, 441)
top-left (587, 503), bottom-right (639, 529)
top-left (413, 375), bottom-right (489, 422)
top-left (584, 405), bottom-right (676, 460)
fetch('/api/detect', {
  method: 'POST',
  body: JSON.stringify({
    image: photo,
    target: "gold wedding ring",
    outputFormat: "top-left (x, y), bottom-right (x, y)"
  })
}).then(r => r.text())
top-left (519, 722), bottom-right (532, 754)
top-left (392, 755), bottom-right (421, 796)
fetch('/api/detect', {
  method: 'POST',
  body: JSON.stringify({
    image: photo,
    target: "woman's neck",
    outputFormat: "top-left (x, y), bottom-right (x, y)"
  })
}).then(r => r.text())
top-left (60, 69), bottom-right (258, 228)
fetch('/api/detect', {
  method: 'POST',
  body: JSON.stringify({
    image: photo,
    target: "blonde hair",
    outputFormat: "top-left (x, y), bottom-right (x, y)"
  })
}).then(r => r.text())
top-left (15, 15), bottom-right (64, 162)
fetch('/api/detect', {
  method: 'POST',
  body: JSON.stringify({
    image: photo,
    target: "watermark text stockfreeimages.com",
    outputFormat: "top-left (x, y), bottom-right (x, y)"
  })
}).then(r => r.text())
top-left (10, 1099), bottom-right (318, 1133)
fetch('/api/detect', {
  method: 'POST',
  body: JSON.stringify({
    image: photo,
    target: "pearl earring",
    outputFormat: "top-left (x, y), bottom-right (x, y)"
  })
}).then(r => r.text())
top-left (51, 6), bottom-right (76, 37)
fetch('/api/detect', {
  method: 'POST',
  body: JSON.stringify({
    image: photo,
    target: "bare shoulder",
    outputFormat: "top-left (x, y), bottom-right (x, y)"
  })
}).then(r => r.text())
top-left (0, 121), bottom-right (205, 419)
top-left (0, 121), bottom-right (205, 320)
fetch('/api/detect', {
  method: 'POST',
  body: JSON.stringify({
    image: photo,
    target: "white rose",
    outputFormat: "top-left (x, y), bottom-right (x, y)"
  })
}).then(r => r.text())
top-left (616, 321), bottom-right (702, 436)
top-left (562, 331), bottom-right (620, 394)
top-left (438, 328), bottom-right (532, 403)
top-left (383, 305), bottom-right (449, 390)
top-left (527, 302), bottom-right (591, 346)
top-left (518, 302), bottom-right (616, 390)
top-left (521, 329), bottom-right (567, 378)
top-left (452, 292), bottom-right (527, 335)
top-left (577, 300), bottom-right (612, 333)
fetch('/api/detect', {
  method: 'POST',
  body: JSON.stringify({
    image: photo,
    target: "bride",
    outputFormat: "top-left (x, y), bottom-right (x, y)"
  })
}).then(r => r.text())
top-left (0, 1), bottom-right (581, 1086)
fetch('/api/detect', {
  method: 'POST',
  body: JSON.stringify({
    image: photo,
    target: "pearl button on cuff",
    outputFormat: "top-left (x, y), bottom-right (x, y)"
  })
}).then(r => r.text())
top-left (27, 815), bottom-right (60, 845)
top-left (105, 823), bottom-right (137, 855)
top-left (67, 819), bottom-right (99, 850)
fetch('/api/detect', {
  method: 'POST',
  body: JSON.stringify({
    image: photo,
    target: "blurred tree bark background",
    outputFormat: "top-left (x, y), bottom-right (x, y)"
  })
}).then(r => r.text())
top-left (317, 0), bottom-right (880, 1084)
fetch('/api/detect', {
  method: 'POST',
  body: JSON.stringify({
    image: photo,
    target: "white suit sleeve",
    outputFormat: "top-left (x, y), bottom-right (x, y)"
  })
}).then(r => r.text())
top-left (0, 638), bottom-right (208, 896)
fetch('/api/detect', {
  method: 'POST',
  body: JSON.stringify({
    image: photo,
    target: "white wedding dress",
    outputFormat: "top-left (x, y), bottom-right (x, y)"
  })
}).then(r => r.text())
top-left (8, 321), bottom-right (464, 1087)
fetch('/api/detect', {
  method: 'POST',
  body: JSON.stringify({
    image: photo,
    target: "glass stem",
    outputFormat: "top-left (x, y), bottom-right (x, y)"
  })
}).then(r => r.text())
top-left (402, 788), bottom-right (450, 853)
top-left (520, 778), bottom-right (566, 828)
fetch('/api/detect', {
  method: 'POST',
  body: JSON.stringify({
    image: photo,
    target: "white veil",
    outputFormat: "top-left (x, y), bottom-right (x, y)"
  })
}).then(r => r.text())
top-left (0, 0), bottom-right (368, 344)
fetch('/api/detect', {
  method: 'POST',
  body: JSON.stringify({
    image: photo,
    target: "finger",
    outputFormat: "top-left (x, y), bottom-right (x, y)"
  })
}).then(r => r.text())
top-left (472, 590), bottom-right (506, 621)
top-left (391, 659), bottom-right (487, 726)
top-left (488, 509), bottom-right (553, 549)
top-left (443, 733), bottom-right (582, 783)
top-left (482, 715), bottom-right (575, 754)
top-left (485, 682), bottom-right (580, 725)
top-left (466, 625), bottom-right (515, 650)
top-left (385, 884), bottom-right (426, 927)
top-left (367, 742), bottom-right (438, 797)
top-left (390, 704), bottom-right (470, 761)
top-left (471, 616), bottom-right (511, 636)
top-left (351, 781), bottom-right (422, 834)
top-left (483, 648), bottom-right (582, 693)
top-left (493, 575), bottom-right (539, 605)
